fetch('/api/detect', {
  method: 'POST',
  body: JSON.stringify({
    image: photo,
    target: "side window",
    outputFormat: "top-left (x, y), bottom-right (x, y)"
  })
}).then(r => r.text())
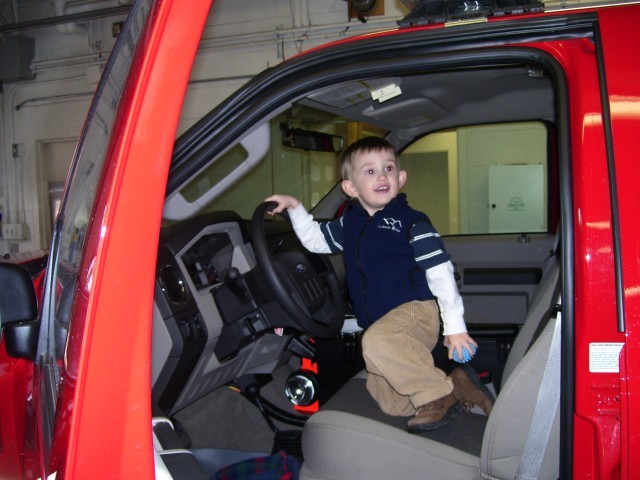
top-left (180, 104), bottom-right (548, 232)
top-left (401, 122), bottom-right (548, 235)
top-left (35, 1), bottom-right (152, 458)
top-left (46, 0), bottom-right (151, 367)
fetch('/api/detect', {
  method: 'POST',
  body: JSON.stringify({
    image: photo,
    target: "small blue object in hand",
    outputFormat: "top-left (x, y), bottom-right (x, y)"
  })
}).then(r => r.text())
top-left (453, 344), bottom-right (477, 363)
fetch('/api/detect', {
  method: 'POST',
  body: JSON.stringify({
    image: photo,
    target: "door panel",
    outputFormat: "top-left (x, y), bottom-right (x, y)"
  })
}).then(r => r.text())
top-left (445, 233), bottom-right (556, 326)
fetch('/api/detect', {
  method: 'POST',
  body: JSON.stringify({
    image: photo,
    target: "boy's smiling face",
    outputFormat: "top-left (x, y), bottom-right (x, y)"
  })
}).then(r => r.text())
top-left (341, 148), bottom-right (407, 216)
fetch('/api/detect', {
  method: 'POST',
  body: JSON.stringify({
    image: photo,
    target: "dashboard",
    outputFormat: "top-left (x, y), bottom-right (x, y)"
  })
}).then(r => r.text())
top-left (151, 211), bottom-right (294, 415)
top-left (182, 232), bottom-right (233, 291)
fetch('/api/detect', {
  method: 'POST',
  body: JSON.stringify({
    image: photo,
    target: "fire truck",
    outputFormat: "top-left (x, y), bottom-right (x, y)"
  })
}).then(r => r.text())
top-left (1, 0), bottom-right (639, 478)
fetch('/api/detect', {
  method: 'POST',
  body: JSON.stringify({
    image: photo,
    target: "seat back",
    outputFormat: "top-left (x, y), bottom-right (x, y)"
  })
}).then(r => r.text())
top-left (500, 257), bottom-right (560, 388)
top-left (481, 310), bottom-right (561, 479)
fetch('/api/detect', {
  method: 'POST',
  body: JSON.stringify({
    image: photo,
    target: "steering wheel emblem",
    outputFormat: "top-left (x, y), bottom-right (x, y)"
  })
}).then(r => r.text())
top-left (296, 263), bottom-right (306, 273)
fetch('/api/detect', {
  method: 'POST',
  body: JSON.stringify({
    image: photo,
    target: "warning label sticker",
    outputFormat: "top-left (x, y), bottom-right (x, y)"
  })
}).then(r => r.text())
top-left (589, 343), bottom-right (624, 373)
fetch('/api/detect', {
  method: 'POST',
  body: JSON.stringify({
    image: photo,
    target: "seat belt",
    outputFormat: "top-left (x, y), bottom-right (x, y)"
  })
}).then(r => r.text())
top-left (515, 301), bottom-right (562, 480)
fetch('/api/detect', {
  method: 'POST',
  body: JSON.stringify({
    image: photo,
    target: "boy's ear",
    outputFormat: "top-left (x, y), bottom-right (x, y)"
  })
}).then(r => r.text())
top-left (399, 170), bottom-right (407, 188)
top-left (398, 170), bottom-right (407, 188)
top-left (341, 179), bottom-right (358, 198)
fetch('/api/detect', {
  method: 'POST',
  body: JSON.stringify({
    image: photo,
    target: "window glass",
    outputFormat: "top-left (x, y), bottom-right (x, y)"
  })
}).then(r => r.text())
top-left (39, 0), bottom-right (152, 406)
top-left (402, 122), bottom-right (548, 235)
top-left (199, 110), bottom-right (359, 219)
top-left (193, 106), bottom-right (548, 236)
top-left (181, 144), bottom-right (250, 203)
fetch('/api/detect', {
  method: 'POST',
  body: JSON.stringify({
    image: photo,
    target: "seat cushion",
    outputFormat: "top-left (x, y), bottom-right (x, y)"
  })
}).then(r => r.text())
top-left (301, 410), bottom-right (482, 480)
top-left (300, 373), bottom-right (486, 480)
top-left (321, 374), bottom-right (487, 456)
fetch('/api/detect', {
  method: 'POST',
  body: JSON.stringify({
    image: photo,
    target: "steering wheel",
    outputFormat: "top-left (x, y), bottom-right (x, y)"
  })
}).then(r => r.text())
top-left (251, 201), bottom-right (345, 338)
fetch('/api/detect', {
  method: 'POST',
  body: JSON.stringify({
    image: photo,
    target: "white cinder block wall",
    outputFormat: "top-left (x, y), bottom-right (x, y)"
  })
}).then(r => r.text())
top-left (0, 0), bottom-right (409, 254)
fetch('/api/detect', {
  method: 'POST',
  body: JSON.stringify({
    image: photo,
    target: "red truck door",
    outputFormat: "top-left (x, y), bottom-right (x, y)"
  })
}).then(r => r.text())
top-left (597, 7), bottom-right (640, 478)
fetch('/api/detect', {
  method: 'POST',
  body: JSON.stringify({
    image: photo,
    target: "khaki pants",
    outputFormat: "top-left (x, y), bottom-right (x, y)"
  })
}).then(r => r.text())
top-left (362, 300), bottom-right (453, 416)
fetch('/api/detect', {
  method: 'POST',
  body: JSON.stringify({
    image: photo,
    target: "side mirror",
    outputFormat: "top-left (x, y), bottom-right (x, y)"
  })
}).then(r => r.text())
top-left (0, 263), bottom-right (39, 360)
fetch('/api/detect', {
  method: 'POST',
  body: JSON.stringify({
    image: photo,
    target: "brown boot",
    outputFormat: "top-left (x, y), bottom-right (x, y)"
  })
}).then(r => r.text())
top-left (407, 392), bottom-right (462, 433)
top-left (449, 365), bottom-right (495, 415)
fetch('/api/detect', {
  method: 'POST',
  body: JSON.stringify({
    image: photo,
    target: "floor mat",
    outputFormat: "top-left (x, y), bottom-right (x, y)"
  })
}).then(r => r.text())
top-left (272, 430), bottom-right (303, 461)
top-left (173, 365), bottom-right (305, 453)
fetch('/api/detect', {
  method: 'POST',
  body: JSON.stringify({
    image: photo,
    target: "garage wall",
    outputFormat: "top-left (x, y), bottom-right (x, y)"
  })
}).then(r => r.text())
top-left (0, 0), bottom-right (410, 254)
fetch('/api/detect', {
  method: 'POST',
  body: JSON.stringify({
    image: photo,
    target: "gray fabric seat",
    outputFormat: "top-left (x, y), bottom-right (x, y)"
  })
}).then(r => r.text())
top-left (500, 259), bottom-right (560, 389)
top-left (299, 260), bottom-right (560, 480)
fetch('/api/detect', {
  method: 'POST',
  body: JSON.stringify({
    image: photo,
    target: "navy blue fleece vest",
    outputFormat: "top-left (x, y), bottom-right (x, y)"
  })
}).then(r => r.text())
top-left (342, 194), bottom-right (434, 328)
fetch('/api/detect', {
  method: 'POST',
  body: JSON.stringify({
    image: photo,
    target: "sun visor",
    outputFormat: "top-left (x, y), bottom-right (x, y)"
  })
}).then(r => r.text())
top-left (163, 124), bottom-right (270, 221)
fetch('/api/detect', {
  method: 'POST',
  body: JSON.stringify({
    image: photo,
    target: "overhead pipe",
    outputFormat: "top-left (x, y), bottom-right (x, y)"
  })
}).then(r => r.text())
top-left (55, 0), bottom-right (86, 34)
top-left (0, 3), bottom-right (130, 34)
top-left (292, 0), bottom-right (310, 28)
top-left (55, 0), bottom-right (132, 34)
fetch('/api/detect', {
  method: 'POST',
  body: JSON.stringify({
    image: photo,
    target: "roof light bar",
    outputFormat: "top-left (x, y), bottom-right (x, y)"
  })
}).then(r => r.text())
top-left (399, 0), bottom-right (544, 26)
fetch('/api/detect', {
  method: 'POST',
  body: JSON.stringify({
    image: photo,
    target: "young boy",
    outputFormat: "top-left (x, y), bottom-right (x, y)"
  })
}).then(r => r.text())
top-left (266, 137), bottom-right (493, 432)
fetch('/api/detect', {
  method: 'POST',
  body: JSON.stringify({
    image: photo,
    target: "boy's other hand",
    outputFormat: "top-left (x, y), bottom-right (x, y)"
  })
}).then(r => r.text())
top-left (444, 332), bottom-right (478, 361)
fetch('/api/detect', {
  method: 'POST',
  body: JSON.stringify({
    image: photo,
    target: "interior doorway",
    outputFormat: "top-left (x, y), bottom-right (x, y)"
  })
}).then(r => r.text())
top-left (37, 140), bottom-right (75, 248)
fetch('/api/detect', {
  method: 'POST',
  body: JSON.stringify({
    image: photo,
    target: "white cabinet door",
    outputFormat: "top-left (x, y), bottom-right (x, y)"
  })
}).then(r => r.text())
top-left (489, 164), bottom-right (545, 233)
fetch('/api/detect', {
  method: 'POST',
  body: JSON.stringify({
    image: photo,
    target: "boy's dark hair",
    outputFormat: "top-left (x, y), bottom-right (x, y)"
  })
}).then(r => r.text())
top-left (339, 136), bottom-right (399, 180)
